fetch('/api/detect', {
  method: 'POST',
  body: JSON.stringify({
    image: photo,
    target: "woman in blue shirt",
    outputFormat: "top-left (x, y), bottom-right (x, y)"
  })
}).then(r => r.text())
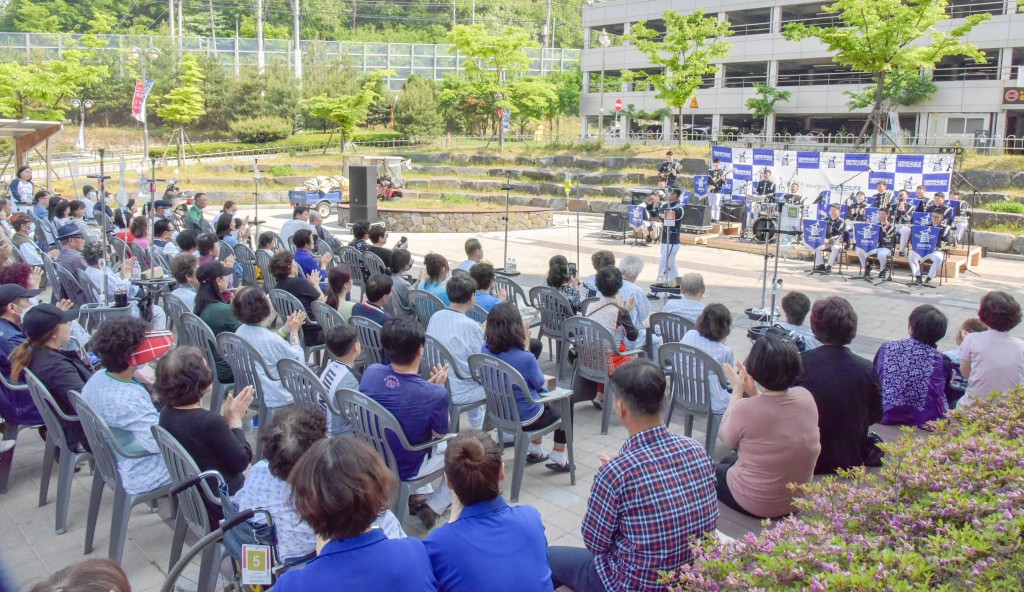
top-left (468, 261), bottom-right (503, 313)
top-left (273, 436), bottom-right (438, 592)
top-left (482, 303), bottom-right (570, 472)
top-left (420, 253), bottom-right (451, 306)
top-left (291, 228), bottom-right (332, 280)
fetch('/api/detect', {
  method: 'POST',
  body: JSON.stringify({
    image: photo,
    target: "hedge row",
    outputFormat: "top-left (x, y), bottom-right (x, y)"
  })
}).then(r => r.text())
top-left (150, 131), bottom-right (405, 158)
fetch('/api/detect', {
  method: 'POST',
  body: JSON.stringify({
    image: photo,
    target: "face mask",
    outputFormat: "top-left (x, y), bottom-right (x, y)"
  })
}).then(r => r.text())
top-left (27, 223), bottom-right (35, 236)
top-left (87, 191), bottom-right (97, 199)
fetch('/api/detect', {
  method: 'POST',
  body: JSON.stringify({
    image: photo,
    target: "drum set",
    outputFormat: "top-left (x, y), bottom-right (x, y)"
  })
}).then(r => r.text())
top-left (742, 193), bottom-right (805, 243)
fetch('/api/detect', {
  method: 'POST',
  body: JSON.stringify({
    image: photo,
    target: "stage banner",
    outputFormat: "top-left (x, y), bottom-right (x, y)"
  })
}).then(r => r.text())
top-left (909, 198), bottom-right (923, 210)
top-left (720, 178), bottom-right (734, 194)
top-left (864, 207), bottom-right (881, 224)
top-left (803, 219), bottom-right (827, 249)
top-left (692, 175), bottom-right (709, 196)
top-left (710, 147), bottom-right (953, 204)
top-left (912, 212), bottom-right (931, 225)
top-left (864, 196), bottom-right (877, 207)
top-left (853, 223), bottom-right (880, 250)
top-left (910, 225), bottom-right (941, 257)
top-left (948, 199), bottom-right (962, 217)
top-left (627, 205), bottom-right (645, 229)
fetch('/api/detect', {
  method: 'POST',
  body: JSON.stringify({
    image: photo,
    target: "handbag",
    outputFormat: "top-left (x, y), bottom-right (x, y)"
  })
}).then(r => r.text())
top-left (861, 431), bottom-right (885, 467)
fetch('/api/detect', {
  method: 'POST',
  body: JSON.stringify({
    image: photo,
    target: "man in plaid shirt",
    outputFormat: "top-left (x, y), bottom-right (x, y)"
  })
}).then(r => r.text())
top-left (548, 360), bottom-right (718, 592)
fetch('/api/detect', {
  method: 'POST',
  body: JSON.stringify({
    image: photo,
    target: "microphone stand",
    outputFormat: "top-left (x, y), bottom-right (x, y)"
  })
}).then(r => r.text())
top-left (496, 170), bottom-right (518, 277)
top-left (252, 159), bottom-right (262, 249)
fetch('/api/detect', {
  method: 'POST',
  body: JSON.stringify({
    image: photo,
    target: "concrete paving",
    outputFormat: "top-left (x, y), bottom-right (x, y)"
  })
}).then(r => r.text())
top-left (2, 206), bottom-right (1021, 590)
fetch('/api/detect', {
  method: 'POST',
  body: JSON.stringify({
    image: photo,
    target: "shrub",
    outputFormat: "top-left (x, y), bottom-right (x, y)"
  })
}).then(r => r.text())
top-left (666, 387), bottom-right (1024, 590)
top-left (268, 165), bottom-right (296, 177)
top-left (149, 131), bottom-right (406, 159)
top-left (229, 116), bottom-right (294, 143)
top-left (985, 201), bottom-right (1024, 214)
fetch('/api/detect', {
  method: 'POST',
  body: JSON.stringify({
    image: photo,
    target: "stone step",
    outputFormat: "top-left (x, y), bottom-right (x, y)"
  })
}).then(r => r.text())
top-left (407, 152), bottom-right (708, 174)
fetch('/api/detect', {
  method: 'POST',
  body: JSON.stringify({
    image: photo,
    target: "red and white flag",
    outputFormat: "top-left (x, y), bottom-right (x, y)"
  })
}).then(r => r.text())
top-left (131, 79), bottom-right (155, 122)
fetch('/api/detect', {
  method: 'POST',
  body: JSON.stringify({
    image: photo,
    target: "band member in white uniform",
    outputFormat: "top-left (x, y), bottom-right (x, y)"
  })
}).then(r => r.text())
top-left (648, 188), bottom-right (684, 296)
top-left (890, 189), bottom-right (916, 255)
top-left (814, 203), bottom-right (845, 272)
top-left (708, 158), bottom-right (728, 222)
top-left (855, 208), bottom-right (895, 277)
top-left (909, 210), bottom-right (954, 285)
top-left (873, 181), bottom-right (894, 211)
top-left (929, 191), bottom-right (967, 243)
top-left (658, 151), bottom-right (682, 188)
top-left (748, 169), bottom-right (777, 229)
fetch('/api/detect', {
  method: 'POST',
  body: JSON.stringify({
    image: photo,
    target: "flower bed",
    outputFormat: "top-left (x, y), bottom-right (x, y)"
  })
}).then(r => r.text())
top-left (667, 388), bottom-right (1024, 590)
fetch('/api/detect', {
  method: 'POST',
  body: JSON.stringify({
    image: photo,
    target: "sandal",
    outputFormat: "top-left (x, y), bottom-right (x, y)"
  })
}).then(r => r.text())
top-left (545, 461), bottom-right (573, 473)
top-left (526, 452), bottom-right (550, 465)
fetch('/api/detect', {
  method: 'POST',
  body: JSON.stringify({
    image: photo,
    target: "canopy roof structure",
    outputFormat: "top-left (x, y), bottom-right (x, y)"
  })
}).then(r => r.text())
top-left (0, 118), bottom-right (64, 189)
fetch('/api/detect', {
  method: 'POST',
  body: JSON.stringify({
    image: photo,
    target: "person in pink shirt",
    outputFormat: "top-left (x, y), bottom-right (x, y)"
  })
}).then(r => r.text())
top-left (718, 334), bottom-right (821, 519)
top-left (958, 291), bottom-right (1024, 408)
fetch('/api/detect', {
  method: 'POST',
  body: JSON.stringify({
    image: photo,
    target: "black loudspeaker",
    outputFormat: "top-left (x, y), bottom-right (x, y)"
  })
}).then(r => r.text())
top-left (720, 201), bottom-right (744, 223)
top-left (602, 210), bottom-right (629, 233)
top-left (348, 165), bottom-right (378, 223)
top-left (681, 204), bottom-right (712, 227)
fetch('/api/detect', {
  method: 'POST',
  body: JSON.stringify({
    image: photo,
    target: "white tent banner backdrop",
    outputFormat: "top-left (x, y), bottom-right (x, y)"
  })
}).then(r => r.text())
top-left (708, 146), bottom-right (955, 202)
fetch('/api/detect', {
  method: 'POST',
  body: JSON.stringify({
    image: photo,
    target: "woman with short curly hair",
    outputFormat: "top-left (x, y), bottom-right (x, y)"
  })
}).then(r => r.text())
top-left (958, 290), bottom-right (1024, 408)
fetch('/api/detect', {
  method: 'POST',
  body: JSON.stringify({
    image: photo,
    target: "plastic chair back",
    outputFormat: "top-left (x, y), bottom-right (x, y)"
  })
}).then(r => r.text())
top-left (493, 275), bottom-right (528, 307)
top-left (466, 305), bottom-right (488, 324)
top-left (562, 316), bottom-right (615, 384)
top-left (68, 391), bottom-right (126, 494)
top-left (53, 263), bottom-right (88, 308)
top-left (312, 301), bottom-right (346, 334)
top-left (163, 293), bottom-right (191, 331)
top-left (467, 353), bottom-right (525, 434)
top-left (650, 312), bottom-right (697, 345)
top-left (349, 316), bottom-right (384, 366)
top-left (24, 371), bottom-right (78, 454)
top-left (409, 289), bottom-right (444, 329)
top-left (363, 251), bottom-right (389, 277)
top-left (338, 247), bottom-right (365, 288)
top-left (233, 244), bottom-right (258, 286)
top-left (255, 249), bottom-right (276, 291)
top-left (128, 242), bottom-right (152, 271)
top-left (658, 342), bottom-right (728, 416)
top-left (151, 426), bottom-right (216, 536)
top-left (529, 286), bottom-right (574, 343)
top-left (276, 358), bottom-right (332, 416)
top-left (217, 240), bottom-right (233, 262)
top-left (334, 388), bottom-right (403, 474)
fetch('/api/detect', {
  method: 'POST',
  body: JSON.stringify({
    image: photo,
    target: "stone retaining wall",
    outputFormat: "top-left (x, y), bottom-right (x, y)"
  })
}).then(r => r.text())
top-left (337, 204), bottom-right (553, 233)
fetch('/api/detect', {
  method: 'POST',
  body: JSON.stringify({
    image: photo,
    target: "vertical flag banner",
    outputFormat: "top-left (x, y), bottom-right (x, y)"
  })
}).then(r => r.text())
top-left (627, 205), bottom-right (645, 229)
top-left (131, 80), bottom-right (155, 122)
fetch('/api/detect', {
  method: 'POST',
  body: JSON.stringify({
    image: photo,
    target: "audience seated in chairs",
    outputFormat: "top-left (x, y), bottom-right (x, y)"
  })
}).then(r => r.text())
top-left (775, 291), bottom-right (821, 350)
top-left (10, 303), bottom-right (93, 452)
top-left (424, 429), bottom-right (553, 592)
top-left (581, 250), bottom-right (615, 298)
top-left (269, 250), bottom-right (324, 347)
top-left (469, 262), bottom-right (504, 313)
top-left (320, 324), bottom-right (361, 436)
top-left (81, 242), bottom-right (168, 329)
top-left (425, 276), bottom-right (487, 430)
top-left (943, 317), bottom-right (988, 408)
top-left (292, 229), bottom-right (332, 280)
top-left (663, 273), bottom-right (706, 320)
top-left (156, 346), bottom-right (254, 521)
top-left (128, 216), bottom-right (150, 251)
top-left (233, 286), bottom-right (305, 410)
top-left (546, 255), bottom-right (581, 314)
top-left (617, 256), bottom-right (652, 352)
top-left (352, 274), bottom-right (394, 327)
top-left (54, 224), bottom-right (87, 275)
top-left (359, 317), bottom-right (451, 529)
top-left (367, 224), bottom-right (396, 272)
top-left (718, 334), bottom-right (821, 519)
top-left (0, 284), bottom-right (46, 434)
top-left (28, 558), bottom-right (130, 592)
top-left (324, 264), bottom-right (355, 322)
top-left (796, 296), bottom-right (883, 475)
top-left (227, 406), bottom-right (405, 566)
top-left (194, 261), bottom-right (240, 386)
top-left (580, 266), bottom-right (639, 409)
top-left (874, 305), bottom-right (952, 428)
top-left (483, 303), bottom-right (569, 473)
top-left (680, 303), bottom-right (734, 415)
top-left (420, 253), bottom-right (451, 307)
top-left (271, 436), bottom-right (432, 592)
top-left (388, 249), bottom-right (418, 319)
top-left (957, 291), bottom-right (1024, 409)
top-left (80, 318), bottom-right (173, 494)
top-left (547, 359), bottom-right (718, 592)
top-left (457, 238), bottom-right (483, 272)
top-left (169, 253), bottom-right (199, 312)
top-left (166, 228), bottom-right (199, 258)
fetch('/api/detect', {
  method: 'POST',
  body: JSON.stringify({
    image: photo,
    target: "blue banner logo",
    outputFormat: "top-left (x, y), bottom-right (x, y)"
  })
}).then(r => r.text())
top-left (693, 175), bottom-right (709, 196)
top-left (803, 220), bottom-right (826, 249)
top-left (721, 178), bottom-right (734, 194)
top-left (868, 171), bottom-right (895, 189)
top-left (753, 149), bottom-right (775, 167)
top-left (911, 225), bottom-right (940, 257)
top-left (712, 146), bottom-right (733, 163)
top-left (853, 223), bottom-right (880, 249)
top-left (922, 173), bottom-right (950, 192)
top-left (844, 153), bottom-right (870, 171)
top-left (796, 152), bottom-right (820, 169)
top-left (733, 165), bottom-right (752, 181)
top-left (864, 207), bottom-right (880, 223)
top-left (627, 205), bottom-right (645, 229)
top-left (896, 155), bottom-right (925, 174)
top-left (912, 212), bottom-right (931, 225)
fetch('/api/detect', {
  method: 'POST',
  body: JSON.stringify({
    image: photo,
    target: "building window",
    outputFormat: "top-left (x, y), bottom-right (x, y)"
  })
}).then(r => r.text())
top-left (946, 117), bottom-right (985, 135)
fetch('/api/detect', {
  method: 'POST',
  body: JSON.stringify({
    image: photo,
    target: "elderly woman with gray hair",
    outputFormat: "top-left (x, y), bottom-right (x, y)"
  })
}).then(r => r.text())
top-left (81, 242), bottom-right (167, 329)
top-left (618, 255), bottom-right (653, 352)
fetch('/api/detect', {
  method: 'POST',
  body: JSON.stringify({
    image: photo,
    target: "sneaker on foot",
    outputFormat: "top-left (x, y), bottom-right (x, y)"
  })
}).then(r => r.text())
top-left (925, 276), bottom-right (933, 284)
top-left (666, 294), bottom-right (682, 299)
top-left (646, 292), bottom-right (659, 300)
top-left (417, 505), bottom-right (440, 530)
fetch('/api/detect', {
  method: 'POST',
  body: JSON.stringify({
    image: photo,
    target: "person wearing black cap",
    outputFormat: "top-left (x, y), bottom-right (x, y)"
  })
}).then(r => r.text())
top-left (9, 302), bottom-right (92, 452)
top-left (195, 260), bottom-right (240, 385)
top-left (0, 284), bottom-right (45, 433)
top-left (55, 223), bottom-right (87, 275)
top-left (153, 199), bottom-right (174, 222)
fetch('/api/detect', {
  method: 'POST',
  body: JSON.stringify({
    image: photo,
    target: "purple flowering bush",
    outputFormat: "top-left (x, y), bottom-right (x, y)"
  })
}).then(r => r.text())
top-left (666, 389), bottom-right (1024, 590)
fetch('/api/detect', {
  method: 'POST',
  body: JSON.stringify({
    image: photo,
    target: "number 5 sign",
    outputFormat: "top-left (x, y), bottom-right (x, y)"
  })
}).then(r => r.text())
top-left (242, 544), bottom-right (273, 585)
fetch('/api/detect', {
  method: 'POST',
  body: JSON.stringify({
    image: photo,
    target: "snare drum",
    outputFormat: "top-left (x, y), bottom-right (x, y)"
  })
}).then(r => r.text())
top-left (752, 216), bottom-right (777, 242)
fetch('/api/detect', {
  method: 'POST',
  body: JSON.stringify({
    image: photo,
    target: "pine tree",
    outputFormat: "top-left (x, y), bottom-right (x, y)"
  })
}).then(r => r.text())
top-left (395, 75), bottom-right (444, 138)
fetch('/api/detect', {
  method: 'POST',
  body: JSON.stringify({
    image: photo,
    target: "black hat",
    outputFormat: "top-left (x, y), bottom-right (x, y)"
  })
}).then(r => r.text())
top-left (196, 261), bottom-right (231, 284)
top-left (155, 199), bottom-right (173, 209)
top-left (22, 303), bottom-right (78, 339)
top-left (0, 284), bottom-right (42, 310)
top-left (56, 223), bottom-right (84, 241)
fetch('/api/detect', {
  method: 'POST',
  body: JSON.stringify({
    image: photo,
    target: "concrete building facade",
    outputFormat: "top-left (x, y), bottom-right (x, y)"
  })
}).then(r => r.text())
top-left (580, 0), bottom-right (1024, 144)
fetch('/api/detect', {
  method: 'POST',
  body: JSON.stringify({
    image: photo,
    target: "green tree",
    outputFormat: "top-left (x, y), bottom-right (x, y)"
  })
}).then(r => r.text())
top-left (156, 55), bottom-right (207, 166)
top-left (625, 10), bottom-right (732, 145)
top-left (543, 68), bottom-right (581, 140)
top-left (784, 0), bottom-right (989, 149)
top-left (299, 70), bottom-right (394, 152)
top-left (844, 70), bottom-right (937, 117)
top-left (395, 75), bottom-right (444, 138)
top-left (447, 24), bottom-right (538, 150)
top-left (745, 83), bottom-right (791, 136)
top-left (0, 48), bottom-right (106, 120)
top-left (508, 77), bottom-right (557, 138)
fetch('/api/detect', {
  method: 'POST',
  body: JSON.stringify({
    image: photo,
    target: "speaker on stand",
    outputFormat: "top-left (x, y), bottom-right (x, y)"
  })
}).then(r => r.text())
top-left (348, 165), bottom-right (378, 224)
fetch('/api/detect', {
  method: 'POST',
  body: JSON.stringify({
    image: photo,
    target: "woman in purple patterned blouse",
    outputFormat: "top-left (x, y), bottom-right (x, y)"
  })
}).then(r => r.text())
top-left (873, 305), bottom-right (951, 428)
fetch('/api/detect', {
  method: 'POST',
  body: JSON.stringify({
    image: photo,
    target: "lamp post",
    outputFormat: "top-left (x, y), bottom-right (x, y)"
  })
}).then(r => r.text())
top-left (129, 46), bottom-right (160, 158)
top-left (597, 29), bottom-right (610, 141)
top-left (70, 98), bottom-right (93, 151)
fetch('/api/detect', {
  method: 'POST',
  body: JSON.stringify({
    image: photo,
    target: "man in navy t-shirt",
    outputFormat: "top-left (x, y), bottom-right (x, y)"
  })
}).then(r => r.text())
top-left (359, 316), bottom-right (452, 529)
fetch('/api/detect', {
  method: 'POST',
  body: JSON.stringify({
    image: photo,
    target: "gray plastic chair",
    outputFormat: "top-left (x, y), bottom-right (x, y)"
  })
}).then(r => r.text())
top-left (450, 268), bottom-right (469, 279)
top-left (363, 251), bottom-right (389, 277)
top-left (35, 246), bottom-right (61, 302)
top-left (70, 391), bottom-right (172, 564)
top-left (658, 342), bottom-right (728, 456)
top-left (276, 358), bottom-right (332, 417)
top-left (179, 312), bottom-right (234, 415)
top-left (338, 246), bottom-right (366, 298)
top-left (409, 289), bottom-right (444, 330)
top-left (0, 372), bottom-right (44, 494)
top-left (128, 242), bottom-right (152, 271)
top-left (335, 388), bottom-right (454, 526)
top-left (649, 311), bottom-right (697, 349)
top-left (109, 236), bottom-right (131, 267)
top-left (217, 332), bottom-right (279, 460)
top-left (53, 263), bottom-right (88, 308)
top-left (163, 293), bottom-right (191, 334)
top-left (468, 353), bottom-right (575, 503)
top-left (493, 275), bottom-right (529, 308)
top-left (269, 289), bottom-right (326, 367)
top-left (529, 286), bottom-right (574, 375)
top-left (217, 240), bottom-right (233, 262)
top-left (562, 316), bottom-right (643, 435)
top-left (24, 371), bottom-right (93, 534)
top-left (151, 248), bottom-right (171, 272)
top-left (255, 249), bottom-right (276, 292)
top-left (151, 426), bottom-right (227, 592)
top-left (579, 297), bottom-right (600, 315)
top-left (466, 305), bottom-right (488, 324)
top-left (233, 243), bottom-right (258, 287)
top-left (312, 301), bottom-right (347, 335)
top-left (349, 315), bottom-right (385, 368)
top-left (422, 335), bottom-right (485, 433)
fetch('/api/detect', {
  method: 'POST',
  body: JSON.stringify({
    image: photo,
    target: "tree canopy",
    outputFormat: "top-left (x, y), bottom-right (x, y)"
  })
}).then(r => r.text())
top-left (300, 70), bottom-right (395, 152)
top-left (0, 46), bottom-right (106, 120)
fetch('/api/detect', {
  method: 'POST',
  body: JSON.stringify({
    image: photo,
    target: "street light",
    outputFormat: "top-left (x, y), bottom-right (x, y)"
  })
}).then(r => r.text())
top-left (597, 29), bottom-right (610, 141)
top-left (129, 46), bottom-right (160, 158)
top-left (70, 98), bottom-right (93, 150)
